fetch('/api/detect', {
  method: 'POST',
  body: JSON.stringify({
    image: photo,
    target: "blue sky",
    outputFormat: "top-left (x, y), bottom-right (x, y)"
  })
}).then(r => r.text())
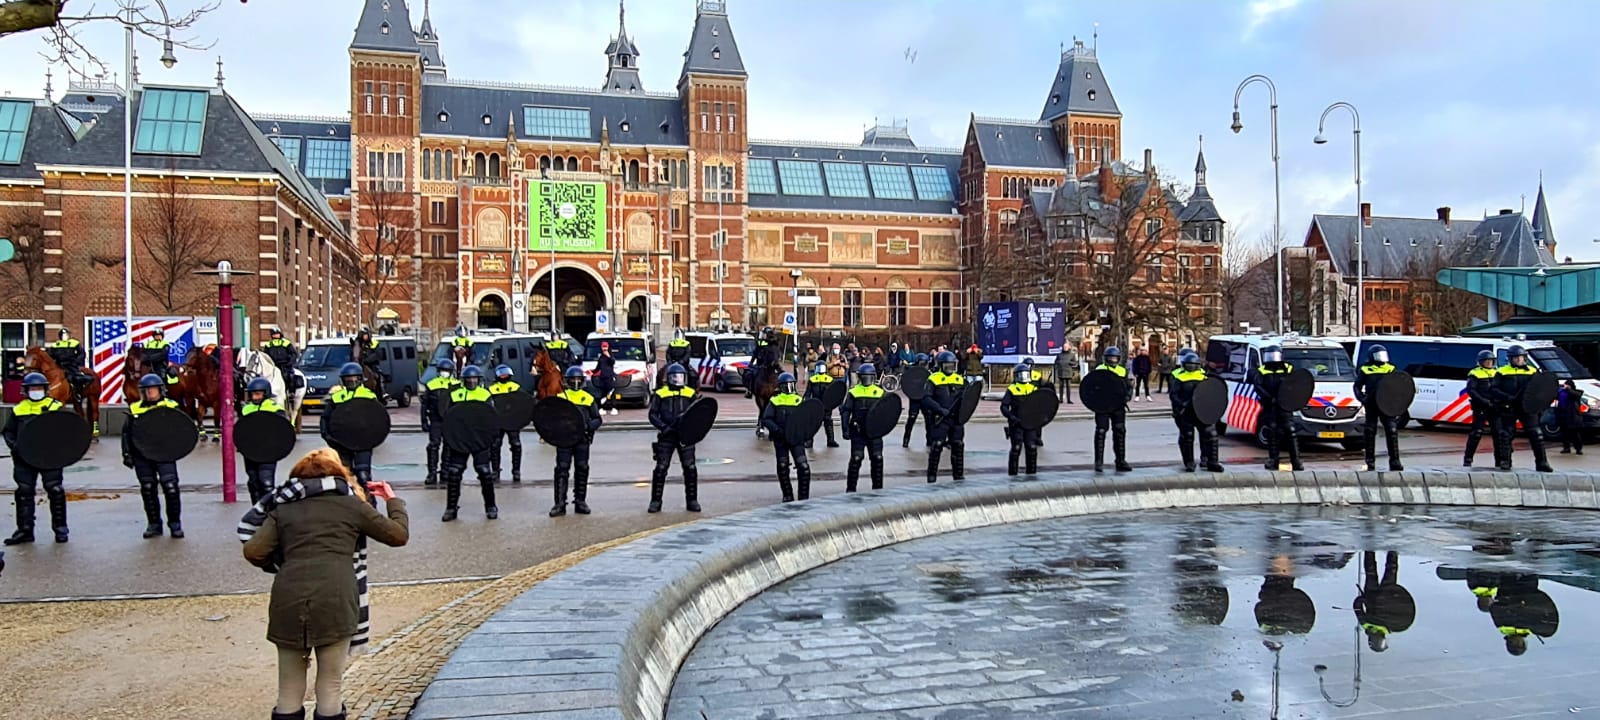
top-left (4, 0), bottom-right (1598, 261)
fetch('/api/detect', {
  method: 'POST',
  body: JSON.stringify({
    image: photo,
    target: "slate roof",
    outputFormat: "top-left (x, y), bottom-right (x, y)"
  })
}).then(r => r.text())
top-left (1310, 211), bottom-right (1554, 279)
top-left (747, 140), bottom-right (961, 215)
top-left (861, 124), bottom-right (916, 149)
top-left (1531, 183), bottom-right (1555, 247)
top-left (420, 82), bottom-right (686, 145)
top-left (351, 0), bottom-right (420, 54)
top-left (252, 114), bottom-right (353, 197)
top-left (680, 1), bottom-right (747, 82)
top-left (971, 117), bottom-right (1066, 170)
top-left (1039, 41), bottom-right (1121, 122)
top-left (1178, 184), bottom-right (1222, 223)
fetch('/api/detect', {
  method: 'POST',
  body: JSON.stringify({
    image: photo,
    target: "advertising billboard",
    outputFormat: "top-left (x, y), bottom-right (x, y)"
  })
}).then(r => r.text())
top-left (528, 180), bottom-right (607, 253)
top-left (87, 316), bottom-right (198, 404)
top-left (975, 301), bottom-right (1066, 358)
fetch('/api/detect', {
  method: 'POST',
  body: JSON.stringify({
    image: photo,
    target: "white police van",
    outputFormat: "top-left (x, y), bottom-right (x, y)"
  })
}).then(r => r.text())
top-left (1341, 335), bottom-right (1598, 437)
top-left (683, 331), bottom-right (758, 392)
top-left (1204, 333), bottom-right (1368, 449)
top-left (583, 331), bottom-right (654, 406)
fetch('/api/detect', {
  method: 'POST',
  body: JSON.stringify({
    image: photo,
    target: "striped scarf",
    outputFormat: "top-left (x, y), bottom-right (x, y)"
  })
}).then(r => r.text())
top-left (237, 476), bottom-right (374, 653)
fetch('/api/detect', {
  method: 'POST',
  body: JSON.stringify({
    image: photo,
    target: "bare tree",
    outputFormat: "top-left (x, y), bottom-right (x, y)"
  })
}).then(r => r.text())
top-left (1402, 236), bottom-right (1489, 335)
top-left (418, 262), bottom-right (456, 344)
top-left (134, 170), bottom-right (215, 314)
top-left (1, 0), bottom-right (220, 77)
top-left (357, 181), bottom-right (414, 329)
top-left (0, 205), bottom-right (46, 315)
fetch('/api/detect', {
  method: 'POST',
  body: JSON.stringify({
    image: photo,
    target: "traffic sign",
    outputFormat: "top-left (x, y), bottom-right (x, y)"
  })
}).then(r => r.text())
top-left (782, 311), bottom-right (797, 334)
top-left (595, 309), bottom-right (610, 332)
top-left (797, 295), bottom-right (822, 306)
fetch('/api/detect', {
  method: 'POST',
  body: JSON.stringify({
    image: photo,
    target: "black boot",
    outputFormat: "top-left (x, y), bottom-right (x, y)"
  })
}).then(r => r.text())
top-left (549, 474), bottom-right (568, 517)
top-left (490, 453), bottom-right (502, 484)
top-left (685, 470), bottom-right (701, 513)
top-left (846, 459), bottom-right (861, 493)
top-left (1024, 445), bottom-right (1038, 475)
top-left (1093, 427), bottom-right (1106, 473)
top-left (870, 456), bottom-right (885, 491)
top-left (424, 444), bottom-right (439, 486)
top-left (272, 708), bottom-right (306, 720)
top-left (573, 466), bottom-right (591, 514)
top-left (1363, 436), bottom-right (1377, 472)
top-left (481, 481), bottom-right (498, 520)
top-left (1533, 438), bottom-right (1554, 473)
top-left (139, 482), bottom-right (163, 538)
top-left (1113, 432), bottom-right (1131, 473)
top-left (5, 489), bottom-right (35, 545)
top-left (1204, 436), bottom-right (1224, 472)
top-left (46, 487), bottom-right (68, 543)
top-left (1287, 434), bottom-right (1304, 471)
top-left (951, 444), bottom-right (966, 481)
top-left (162, 482), bottom-right (184, 539)
top-left (777, 466), bottom-right (795, 503)
top-left (1008, 446), bottom-right (1021, 476)
top-left (312, 706), bottom-right (347, 720)
top-left (647, 470), bottom-right (665, 513)
top-left (441, 477), bottom-right (460, 522)
top-left (511, 445), bottom-right (523, 484)
top-left (926, 446), bottom-right (942, 484)
top-left (1180, 441), bottom-right (1196, 473)
top-left (797, 464), bottom-right (812, 501)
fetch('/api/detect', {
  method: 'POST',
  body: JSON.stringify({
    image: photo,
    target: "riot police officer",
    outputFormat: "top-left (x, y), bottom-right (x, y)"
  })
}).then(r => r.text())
top-left (420, 358), bottom-right (458, 486)
top-left (1168, 351), bottom-right (1223, 472)
top-left (803, 360), bottom-right (839, 449)
top-left (1249, 345), bottom-right (1303, 471)
top-left (141, 328), bottom-right (176, 384)
top-left (352, 327), bottom-right (386, 402)
top-left (1492, 345), bottom-right (1554, 472)
top-left (1464, 350), bottom-right (1501, 468)
top-left (238, 377), bottom-right (285, 504)
top-left (488, 365), bottom-right (525, 484)
top-left (544, 335), bottom-right (576, 372)
top-left (999, 362), bottom-right (1042, 476)
top-left (647, 363), bottom-right (701, 513)
top-left (759, 372), bottom-right (811, 502)
top-left (260, 327), bottom-right (299, 390)
top-left (841, 363), bottom-right (886, 492)
top-left (551, 366), bottom-right (603, 516)
top-left (1090, 346), bottom-right (1134, 473)
top-left (664, 332), bottom-right (697, 390)
top-left (921, 351), bottom-right (968, 482)
top-left (46, 328), bottom-right (91, 398)
top-left (4, 373), bottom-right (69, 544)
top-left (902, 352), bottom-right (930, 449)
top-left (320, 362), bottom-right (379, 489)
top-left (1354, 344), bottom-right (1403, 471)
top-left (125, 373), bottom-right (184, 538)
top-left (440, 365), bottom-right (498, 521)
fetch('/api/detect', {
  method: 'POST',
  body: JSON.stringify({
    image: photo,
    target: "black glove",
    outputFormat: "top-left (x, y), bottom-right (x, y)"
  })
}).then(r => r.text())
top-left (122, 454), bottom-right (135, 468)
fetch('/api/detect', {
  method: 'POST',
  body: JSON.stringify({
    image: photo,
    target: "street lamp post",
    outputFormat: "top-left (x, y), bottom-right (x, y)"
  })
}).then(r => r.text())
top-left (789, 268), bottom-right (802, 375)
top-left (194, 261), bottom-right (254, 504)
top-left (122, 1), bottom-right (178, 326)
top-left (1314, 102), bottom-right (1362, 334)
top-left (1231, 74), bottom-right (1284, 334)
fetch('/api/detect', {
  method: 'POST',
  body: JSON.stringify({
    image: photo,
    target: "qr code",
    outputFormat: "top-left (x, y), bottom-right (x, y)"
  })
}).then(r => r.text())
top-left (535, 182), bottom-right (599, 245)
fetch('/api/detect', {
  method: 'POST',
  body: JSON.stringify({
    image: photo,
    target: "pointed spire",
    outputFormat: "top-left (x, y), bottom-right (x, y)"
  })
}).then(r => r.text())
top-left (1531, 174), bottom-right (1556, 248)
top-left (420, 0), bottom-right (434, 38)
top-left (603, 0), bottom-right (644, 92)
top-left (680, 0), bottom-right (747, 85)
top-left (130, 49), bottom-right (140, 84)
top-left (43, 69), bottom-right (52, 100)
top-left (215, 56), bottom-right (225, 90)
top-left (351, 0), bottom-right (419, 53)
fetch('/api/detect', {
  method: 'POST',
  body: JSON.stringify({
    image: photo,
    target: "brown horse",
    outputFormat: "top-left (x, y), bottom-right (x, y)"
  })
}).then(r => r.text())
top-left (534, 348), bottom-right (563, 399)
top-left (749, 363), bottom-right (782, 439)
top-left (23, 346), bottom-right (101, 435)
top-left (170, 348), bottom-right (224, 440)
top-left (351, 340), bottom-right (386, 399)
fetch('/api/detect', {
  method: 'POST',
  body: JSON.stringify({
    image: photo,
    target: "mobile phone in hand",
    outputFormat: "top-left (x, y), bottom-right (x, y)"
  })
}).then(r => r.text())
top-left (368, 481), bottom-right (396, 500)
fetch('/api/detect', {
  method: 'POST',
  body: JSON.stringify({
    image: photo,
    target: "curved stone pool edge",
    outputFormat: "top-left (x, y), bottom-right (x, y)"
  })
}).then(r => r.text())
top-left (408, 468), bottom-right (1600, 720)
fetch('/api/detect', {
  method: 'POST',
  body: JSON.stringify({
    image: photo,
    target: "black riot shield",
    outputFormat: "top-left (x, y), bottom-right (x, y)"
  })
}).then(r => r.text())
top-left (531, 396), bottom-right (588, 448)
top-left (131, 406), bottom-right (200, 463)
top-left (444, 401), bottom-right (501, 454)
top-left (864, 391), bottom-right (904, 439)
top-left (16, 411), bottom-right (93, 470)
top-left (1016, 391), bottom-right (1060, 431)
top-left (956, 381), bottom-right (984, 425)
top-left (821, 381), bottom-right (846, 411)
top-left (492, 391), bottom-right (536, 432)
top-left (1080, 369), bottom-right (1129, 415)
top-left (1190, 377), bottom-right (1230, 426)
top-left (900, 366), bottom-right (931, 401)
top-left (235, 411), bottom-right (297, 464)
top-left (674, 397), bottom-right (720, 446)
top-left (1276, 368), bottom-right (1317, 412)
top-left (1522, 372), bottom-right (1561, 416)
top-left (785, 399), bottom-right (827, 447)
top-left (1373, 371), bottom-right (1416, 419)
top-left (326, 397), bottom-right (391, 452)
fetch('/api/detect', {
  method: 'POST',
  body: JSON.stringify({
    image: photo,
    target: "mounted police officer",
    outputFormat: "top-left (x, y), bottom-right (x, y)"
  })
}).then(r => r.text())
top-left (1249, 345), bottom-right (1303, 471)
top-left (421, 358), bottom-right (457, 486)
top-left (1464, 350), bottom-right (1502, 468)
top-left (744, 327), bottom-right (782, 399)
top-left (551, 366), bottom-right (603, 516)
top-left (352, 327), bottom-right (386, 402)
top-left (1168, 351), bottom-right (1223, 472)
top-left (803, 360), bottom-right (839, 449)
top-left (125, 373), bottom-right (184, 538)
top-left (1354, 344), bottom-right (1402, 472)
top-left (46, 328), bottom-right (92, 399)
top-left (841, 363), bottom-right (886, 492)
top-left (999, 362), bottom-right (1043, 477)
top-left (141, 328), bottom-right (177, 384)
top-left (440, 365), bottom-right (498, 522)
top-left (1492, 345), bottom-right (1554, 472)
top-left (260, 327), bottom-right (299, 390)
top-left (664, 331), bottom-right (696, 390)
top-left (759, 372), bottom-right (810, 502)
top-left (320, 362), bottom-right (378, 489)
top-left (647, 363), bottom-right (701, 513)
top-left (239, 377), bottom-right (285, 504)
top-left (1090, 346), bottom-right (1134, 473)
top-left (921, 351), bottom-right (968, 482)
top-left (4, 373), bottom-right (69, 544)
top-left (488, 365), bottom-right (524, 484)
top-left (543, 334), bottom-right (576, 372)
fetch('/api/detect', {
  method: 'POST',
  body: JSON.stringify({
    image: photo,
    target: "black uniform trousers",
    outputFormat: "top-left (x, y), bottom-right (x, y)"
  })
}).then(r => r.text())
top-left (773, 440), bottom-right (810, 501)
top-left (1261, 409), bottom-right (1302, 468)
top-left (650, 437), bottom-right (699, 506)
top-left (1007, 423), bottom-right (1040, 475)
top-left (132, 456), bottom-right (182, 528)
top-left (243, 459), bottom-right (276, 505)
top-left (901, 405), bottom-right (921, 448)
top-left (1496, 407), bottom-right (1551, 471)
top-left (442, 446), bottom-right (496, 512)
top-left (1174, 415), bottom-right (1220, 470)
top-left (847, 433), bottom-right (884, 492)
top-left (1093, 409), bottom-right (1127, 470)
top-left (424, 418), bottom-right (445, 484)
top-left (493, 430), bottom-right (523, 482)
top-left (927, 416), bottom-right (965, 482)
top-left (1363, 412), bottom-right (1403, 470)
top-left (12, 462), bottom-right (67, 535)
top-left (1465, 403), bottom-right (1504, 466)
top-left (554, 440), bottom-right (592, 506)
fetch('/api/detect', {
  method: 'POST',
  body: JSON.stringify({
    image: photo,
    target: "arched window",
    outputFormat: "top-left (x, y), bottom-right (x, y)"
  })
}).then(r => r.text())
top-left (553, 156), bottom-right (566, 172)
top-left (567, 156), bottom-right (578, 170)
top-left (444, 150), bottom-right (454, 180)
top-left (540, 155), bottom-right (551, 174)
top-left (489, 153), bottom-right (501, 177)
top-left (473, 152), bottom-right (486, 177)
top-left (626, 158), bottom-right (640, 189)
top-left (421, 150), bottom-right (431, 180)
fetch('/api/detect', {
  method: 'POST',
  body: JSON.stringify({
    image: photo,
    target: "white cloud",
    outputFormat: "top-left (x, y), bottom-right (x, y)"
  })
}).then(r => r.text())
top-left (1242, 0), bottom-right (1302, 40)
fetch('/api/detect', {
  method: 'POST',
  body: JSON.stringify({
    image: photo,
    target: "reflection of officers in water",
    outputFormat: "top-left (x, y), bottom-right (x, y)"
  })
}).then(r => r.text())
top-left (1352, 551), bottom-right (1416, 652)
top-left (1256, 556), bottom-right (1316, 635)
top-left (1172, 529), bottom-right (1229, 626)
top-left (1458, 571), bottom-right (1561, 656)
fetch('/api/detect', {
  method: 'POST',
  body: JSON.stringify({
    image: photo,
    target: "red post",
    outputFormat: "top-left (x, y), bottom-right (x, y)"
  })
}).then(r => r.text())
top-left (218, 275), bottom-right (237, 504)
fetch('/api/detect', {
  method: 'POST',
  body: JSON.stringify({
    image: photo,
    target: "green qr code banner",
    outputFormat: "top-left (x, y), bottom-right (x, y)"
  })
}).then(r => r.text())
top-left (528, 180), bottom-right (608, 253)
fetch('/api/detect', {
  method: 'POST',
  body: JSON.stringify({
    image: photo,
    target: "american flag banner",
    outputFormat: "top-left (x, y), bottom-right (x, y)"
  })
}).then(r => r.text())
top-left (88, 316), bottom-right (197, 405)
top-left (1224, 381), bottom-right (1263, 434)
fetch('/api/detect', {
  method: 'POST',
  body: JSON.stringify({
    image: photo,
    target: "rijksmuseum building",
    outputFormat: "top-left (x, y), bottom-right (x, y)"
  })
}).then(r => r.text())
top-left (253, 0), bottom-right (1225, 340)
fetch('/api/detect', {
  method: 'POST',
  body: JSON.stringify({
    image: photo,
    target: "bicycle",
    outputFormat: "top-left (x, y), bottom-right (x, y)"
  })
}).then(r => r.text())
top-left (879, 369), bottom-right (901, 393)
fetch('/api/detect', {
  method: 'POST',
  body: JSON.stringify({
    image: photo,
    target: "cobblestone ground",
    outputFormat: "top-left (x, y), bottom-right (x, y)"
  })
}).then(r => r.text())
top-left (669, 506), bottom-right (1600, 719)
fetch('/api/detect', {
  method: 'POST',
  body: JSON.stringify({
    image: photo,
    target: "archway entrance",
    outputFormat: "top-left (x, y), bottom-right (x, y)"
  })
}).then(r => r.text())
top-left (529, 267), bottom-right (607, 342)
top-left (626, 295), bottom-right (648, 332)
top-left (477, 294), bottom-right (508, 330)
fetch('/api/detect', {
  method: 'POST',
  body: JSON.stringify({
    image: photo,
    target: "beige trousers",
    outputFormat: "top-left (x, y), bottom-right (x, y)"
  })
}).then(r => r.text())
top-left (275, 640), bottom-right (350, 717)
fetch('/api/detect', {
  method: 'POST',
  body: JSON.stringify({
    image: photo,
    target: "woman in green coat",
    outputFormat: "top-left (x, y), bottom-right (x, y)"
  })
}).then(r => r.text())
top-left (243, 448), bottom-right (410, 720)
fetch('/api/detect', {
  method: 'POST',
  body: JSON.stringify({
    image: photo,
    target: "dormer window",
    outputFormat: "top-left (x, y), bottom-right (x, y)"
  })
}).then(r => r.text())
top-left (620, 121), bottom-right (631, 133)
top-left (1085, 71), bottom-right (1092, 79)
top-left (711, 26), bottom-right (720, 36)
top-left (1051, 93), bottom-right (1060, 105)
top-left (711, 46), bottom-right (721, 60)
top-left (1087, 90), bottom-right (1097, 101)
top-left (379, 21), bottom-right (390, 35)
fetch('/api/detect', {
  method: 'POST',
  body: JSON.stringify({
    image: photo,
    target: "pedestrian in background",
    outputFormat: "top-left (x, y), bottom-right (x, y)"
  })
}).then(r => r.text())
top-left (243, 448), bottom-right (409, 720)
top-left (1132, 348), bottom-right (1153, 401)
top-left (1157, 350), bottom-right (1176, 394)
top-left (1558, 379), bottom-right (1585, 455)
top-left (1056, 347), bottom-right (1076, 403)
